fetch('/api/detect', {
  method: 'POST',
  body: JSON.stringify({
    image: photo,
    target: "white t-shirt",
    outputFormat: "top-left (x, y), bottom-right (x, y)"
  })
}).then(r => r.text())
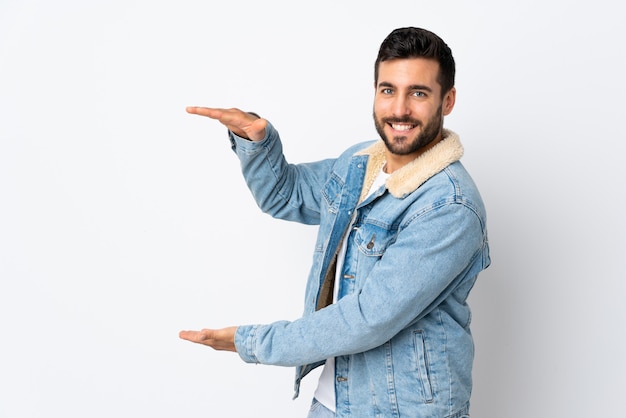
top-left (313, 166), bottom-right (389, 412)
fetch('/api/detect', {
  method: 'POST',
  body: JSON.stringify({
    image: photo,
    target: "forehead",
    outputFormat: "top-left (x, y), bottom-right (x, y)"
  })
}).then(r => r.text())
top-left (377, 58), bottom-right (441, 89)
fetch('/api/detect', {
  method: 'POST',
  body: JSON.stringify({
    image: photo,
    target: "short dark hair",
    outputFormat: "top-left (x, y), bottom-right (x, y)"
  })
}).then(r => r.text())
top-left (375, 27), bottom-right (455, 97)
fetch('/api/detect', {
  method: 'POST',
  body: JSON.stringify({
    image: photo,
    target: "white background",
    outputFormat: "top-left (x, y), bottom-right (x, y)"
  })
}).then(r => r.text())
top-left (1, 1), bottom-right (624, 417)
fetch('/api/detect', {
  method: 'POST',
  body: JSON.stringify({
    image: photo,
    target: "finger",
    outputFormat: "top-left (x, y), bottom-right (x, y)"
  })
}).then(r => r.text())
top-left (186, 107), bottom-right (249, 134)
top-left (185, 106), bottom-right (224, 119)
top-left (179, 330), bottom-right (207, 343)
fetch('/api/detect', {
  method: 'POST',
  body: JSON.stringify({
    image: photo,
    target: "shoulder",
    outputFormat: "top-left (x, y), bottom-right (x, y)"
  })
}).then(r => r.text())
top-left (340, 140), bottom-right (379, 159)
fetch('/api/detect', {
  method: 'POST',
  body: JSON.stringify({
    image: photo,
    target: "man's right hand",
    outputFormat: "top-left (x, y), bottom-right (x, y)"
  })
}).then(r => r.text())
top-left (186, 107), bottom-right (268, 141)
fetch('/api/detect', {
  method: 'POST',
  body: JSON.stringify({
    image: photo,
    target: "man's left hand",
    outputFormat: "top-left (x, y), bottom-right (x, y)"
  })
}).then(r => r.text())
top-left (179, 327), bottom-right (237, 352)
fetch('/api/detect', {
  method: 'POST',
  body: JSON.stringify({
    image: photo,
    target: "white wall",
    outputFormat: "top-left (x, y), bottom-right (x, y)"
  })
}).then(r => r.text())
top-left (1, 1), bottom-right (624, 417)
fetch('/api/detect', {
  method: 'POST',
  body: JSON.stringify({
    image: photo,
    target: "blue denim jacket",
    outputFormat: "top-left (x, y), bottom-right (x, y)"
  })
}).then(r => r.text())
top-left (232, 121), bottom-right (490, 418)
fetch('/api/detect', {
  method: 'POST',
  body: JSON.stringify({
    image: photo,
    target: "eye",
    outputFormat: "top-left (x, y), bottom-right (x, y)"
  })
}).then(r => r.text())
top-left (412, 91), bottom-right (426, 97)
top-left (381, 88), bottom-right (393, 95)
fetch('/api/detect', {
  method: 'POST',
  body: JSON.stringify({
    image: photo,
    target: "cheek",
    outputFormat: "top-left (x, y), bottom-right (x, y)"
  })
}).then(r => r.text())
top-left (414, 104), bottom-right (437, 120)
top-left (373, 100), bottom-right (387, 117)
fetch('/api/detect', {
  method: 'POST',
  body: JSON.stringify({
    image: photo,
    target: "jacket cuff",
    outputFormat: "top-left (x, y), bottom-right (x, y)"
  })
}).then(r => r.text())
top-left (227, 121), bottom-right (274, 152)
top-left (235, 324), bottom-right (260, 364)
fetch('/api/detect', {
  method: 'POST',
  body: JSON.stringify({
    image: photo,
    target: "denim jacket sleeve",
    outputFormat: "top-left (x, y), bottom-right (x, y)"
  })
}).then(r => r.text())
top-left (234, 196), bottom-right (488, 366)
top-left (228, 121), bottom-right (336, 225)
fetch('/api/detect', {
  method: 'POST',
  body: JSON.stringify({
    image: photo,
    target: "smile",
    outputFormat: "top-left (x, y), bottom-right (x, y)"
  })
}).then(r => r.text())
top-left (390, 123), bottom-right (416, 132)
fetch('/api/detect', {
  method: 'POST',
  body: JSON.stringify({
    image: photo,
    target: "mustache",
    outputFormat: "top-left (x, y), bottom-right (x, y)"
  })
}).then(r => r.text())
top-left (381, 116), bottom-right (422, 126)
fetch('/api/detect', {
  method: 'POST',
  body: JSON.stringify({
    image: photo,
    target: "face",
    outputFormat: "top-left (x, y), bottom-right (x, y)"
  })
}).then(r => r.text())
top-left (373, 58), bottom-right (455, 162)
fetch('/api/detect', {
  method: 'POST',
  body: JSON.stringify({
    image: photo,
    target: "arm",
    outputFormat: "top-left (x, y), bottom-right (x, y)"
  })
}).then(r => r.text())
top-left (188, 105), bottom-right (336, 224)
top-left (234, 202), bottom-right (487, 366)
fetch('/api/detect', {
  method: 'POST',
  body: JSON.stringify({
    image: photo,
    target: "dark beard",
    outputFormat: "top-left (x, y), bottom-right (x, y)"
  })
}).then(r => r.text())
top-left (373, 105), bottom-right (443, 156)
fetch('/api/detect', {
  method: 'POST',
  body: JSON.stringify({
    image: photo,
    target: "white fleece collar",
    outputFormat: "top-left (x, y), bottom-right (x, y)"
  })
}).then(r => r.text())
top-left (356, 129), bottom-right (464, 201)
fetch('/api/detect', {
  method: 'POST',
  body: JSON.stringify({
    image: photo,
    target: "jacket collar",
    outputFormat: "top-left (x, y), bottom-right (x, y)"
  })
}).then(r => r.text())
top-left (355, 129), bottom-right (464, 201)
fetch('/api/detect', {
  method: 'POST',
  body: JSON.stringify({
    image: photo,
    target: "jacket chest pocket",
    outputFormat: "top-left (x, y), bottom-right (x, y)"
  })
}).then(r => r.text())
top-left (322, 174), bottom-right (344, 214)
top-left (353, 223), bottom-right (396, 256)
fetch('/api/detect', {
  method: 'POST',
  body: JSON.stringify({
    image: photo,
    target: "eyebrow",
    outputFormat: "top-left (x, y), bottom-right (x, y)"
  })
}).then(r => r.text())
top-left (378, 81), bottom-right (433, 92)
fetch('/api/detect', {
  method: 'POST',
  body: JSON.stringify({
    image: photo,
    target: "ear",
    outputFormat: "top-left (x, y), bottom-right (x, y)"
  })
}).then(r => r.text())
top-left (442, 87), bottom-right (456, 116)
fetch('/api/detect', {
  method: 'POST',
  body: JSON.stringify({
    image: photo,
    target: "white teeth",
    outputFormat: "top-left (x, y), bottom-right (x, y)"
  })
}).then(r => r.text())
top-left (391, 123), bottom-right (413, 131)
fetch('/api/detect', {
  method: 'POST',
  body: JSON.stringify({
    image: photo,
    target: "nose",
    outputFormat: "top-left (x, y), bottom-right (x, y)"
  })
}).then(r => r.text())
top-left (391, 95), bottom-right (411, 117)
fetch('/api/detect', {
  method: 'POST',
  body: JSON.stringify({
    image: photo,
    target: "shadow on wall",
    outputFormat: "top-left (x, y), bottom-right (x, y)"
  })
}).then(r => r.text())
top-left (467, 189), bottom-right (524, 416)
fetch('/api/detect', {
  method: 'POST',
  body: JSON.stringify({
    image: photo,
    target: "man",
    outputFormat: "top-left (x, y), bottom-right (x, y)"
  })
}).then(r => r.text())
top-left (180, 27), bottom-right (490, 417)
